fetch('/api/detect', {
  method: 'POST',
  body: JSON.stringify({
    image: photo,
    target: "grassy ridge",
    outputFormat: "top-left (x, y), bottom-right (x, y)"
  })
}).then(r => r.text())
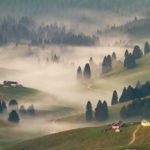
top-left (4, 124), bottom-right (137, 150)
top-left (104, 54), bottom-right (150, 85)
top-left (0, 86), bottom-right (40, 101)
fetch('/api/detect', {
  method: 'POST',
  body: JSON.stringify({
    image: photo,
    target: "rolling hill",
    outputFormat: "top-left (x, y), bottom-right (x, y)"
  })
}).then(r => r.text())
top-left (4, 123), bottom-right (150, 150)
top-left (104, 53), bottom-right (150, 86)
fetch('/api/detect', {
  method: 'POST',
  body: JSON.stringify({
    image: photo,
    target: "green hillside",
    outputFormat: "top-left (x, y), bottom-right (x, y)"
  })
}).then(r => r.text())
top-left (4, 123), bottom-right (150, 150)
top-left (0, 86), bottom-right (40, 101)
top-left (4, 124), bottom-right (136, 150)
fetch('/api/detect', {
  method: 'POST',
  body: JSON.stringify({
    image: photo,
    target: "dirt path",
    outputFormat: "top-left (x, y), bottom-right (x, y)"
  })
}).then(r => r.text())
top-left (128, 125), bottom-right (140, 145)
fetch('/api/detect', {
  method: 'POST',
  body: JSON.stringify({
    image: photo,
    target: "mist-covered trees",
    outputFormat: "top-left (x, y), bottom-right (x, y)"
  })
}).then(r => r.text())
top-left (124, 53), bottom-right (136, 69)
top-left (27, 105), bottom-right (35, 116)
top-left (95, 100), bottom-right (109, 121)
top-left (85, 100), bottom-right (109, 122)
top-left (120, 98), bottom-right (150, 119)
top-left (0, 101), bottom-right (7, 113)
top-left (111, 90), bottom-right (118, 105)
top-left (102, 55), bottom-right (112, 73)
top-left (77, 66), bottom-right (82, 80)
top-left (132, 45), bottom-right (143, 59)
top-left (114, 81), bottom-right (150, 103)
top-left (86, 101), bottom-right (93, 121)
top-left (0, 16), bottom-right (98, 46)
top-left (8, 110), bottom-right (20, 123)
top-left (144, 41), bottom-right (150, 54)
top-left (19, 105), bottom-right (27, 115)
top-left (83, 63), bottom-right (91, 79)
top-left (112, 52), bottom-right (117, 60)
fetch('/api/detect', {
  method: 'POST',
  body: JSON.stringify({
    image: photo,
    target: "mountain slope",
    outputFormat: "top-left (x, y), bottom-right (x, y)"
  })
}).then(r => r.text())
top-left (4, 124), bottom-right (138, 150)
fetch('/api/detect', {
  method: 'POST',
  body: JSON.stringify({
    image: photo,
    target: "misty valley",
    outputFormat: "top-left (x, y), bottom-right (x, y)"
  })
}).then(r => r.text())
top-left (0, 1), bottom-right (150, 150)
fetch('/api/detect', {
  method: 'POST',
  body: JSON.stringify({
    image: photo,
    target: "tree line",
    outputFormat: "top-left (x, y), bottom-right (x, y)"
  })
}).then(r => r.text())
top-left (0, 99), bottom-right (35, 123)
top-left (0, 16), bottom-right (98, 46)
top-left (111, 80), bottom-right (150, 105)
top-left (120, 98), bottom-right (150, 119)
top-left (86, 100), bottom-right (109, 122)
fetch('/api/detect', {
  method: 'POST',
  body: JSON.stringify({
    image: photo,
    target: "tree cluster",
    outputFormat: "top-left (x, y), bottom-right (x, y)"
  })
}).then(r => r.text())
top-left (120, 98), bottom-right (150, 119)
top-left (86, 100), bottom-right (109, 122)
top-left (102, 55), bottom-right (112, 73)
top-left (115, 81), bottom-right (150, 103)
top-left (0, 99), bottom-right (36, 123)
top-left (77, 63), bottom-right (91, 80)
top-left (0, 16), bottom-right (98, 46)
top-left (124, 50), bottom-right (136, 69)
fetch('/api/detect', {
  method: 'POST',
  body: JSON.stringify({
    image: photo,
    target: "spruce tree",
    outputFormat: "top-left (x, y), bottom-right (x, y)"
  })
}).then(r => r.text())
top-left (85, 101), bottom-right (93, 121)
top-left (0, 101), bottom-right (3, 113)
top-left (112, 52), bottom-right (117, 60)
top-left (77, 66), bottom-right (82, 80)
top-left (95, 100), bottom-right (103, 121)
top-left (102, 101), bottom-right (109, 120)
top-left (144, 41), bottom-right (150, 54)
top-left (111, 90), bottom-right (118, 105)
top-left (133, 45), bottom-right (143, 59)
top-left (2, 101), bottom-right (7, 110)
top-left (8, 110), bottom-right (20, 123)
top-left (83, 63), bottom-right (91, 79)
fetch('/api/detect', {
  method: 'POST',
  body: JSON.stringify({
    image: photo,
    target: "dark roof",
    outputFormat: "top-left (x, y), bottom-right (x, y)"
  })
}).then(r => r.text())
top-left (9, 99), bottom-right (18, 106)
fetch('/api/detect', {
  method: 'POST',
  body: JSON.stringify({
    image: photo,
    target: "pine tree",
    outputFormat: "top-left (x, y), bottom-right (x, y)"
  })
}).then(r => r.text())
top-left (112, 52), bottom-right (117, 60)
top-left (2, 101), bottom-right (7, 111)
top-left (95, 100), bottom-right (103, 121)
top-left (102, 55), bottom-right (112, 73)
top-left (144, 41), bottom-right (150, 54)
top-left (124, 53), bottom-right (136, 69)
top-left (83, 63), bottom-right (91, 79)
top-left (111, 90), bottom-right (118, 105)
top-left (77, 66), bottom-right (82, 80)
top-left (27, 105), bottom-right (35, 116)
top-left (0, 101), bottom-right (3, 113)
top-left (85, 101), bottom-right (93, 121)
top-left (132, 45), bottom-right (143, 59)
top-left (125, 49), bottom-right (129, 58)
top-left (19, 105), bottom-right (27, 115)
top-left (102, 101), bottom-right (109, 120)
top-left (8, 110), bottom-right (20, 123)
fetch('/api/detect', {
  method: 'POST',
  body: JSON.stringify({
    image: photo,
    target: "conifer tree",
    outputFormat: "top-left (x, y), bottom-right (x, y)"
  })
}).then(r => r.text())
top-left (111, 90), bottom-right (118, 105)
top-left (86, 101), bottom-right (93, 121)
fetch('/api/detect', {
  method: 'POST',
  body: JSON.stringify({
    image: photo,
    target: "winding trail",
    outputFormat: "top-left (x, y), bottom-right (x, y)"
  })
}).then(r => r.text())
top-left (128, 124), bottom-right (140, 145)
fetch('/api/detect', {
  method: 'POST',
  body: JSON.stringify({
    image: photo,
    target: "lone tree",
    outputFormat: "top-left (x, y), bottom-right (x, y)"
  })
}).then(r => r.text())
top-left (111, 90), bottom-right (118, 105)
top-left (0, 101), bottom-right (3, 113)
top-left (8, 110), bottom-right (20, 123)
top-left (27, 105), bottom-right (35, 116)
top-left (19, 105), bottom-right (27, 115)
top-left (132, 45), bottom-right (143, 59)
top-left (102, 101), bottom-right (109, 120)
top-left (85, 101), bottom-right (93, 121)
top-left (144, 41), bottom-right (150, 54)
top-left (95, 100), bottom-right (103, 121)
top-left (83, 63), bottom-right (91, 79)
top-left (2, 101), bottom-right (7, 111)
top-left (125, 49), bottom-right (129, 58)
top-left (112, 52), bottom-right (117, 60)
top-left (77, 66), bottom-right (82, 80)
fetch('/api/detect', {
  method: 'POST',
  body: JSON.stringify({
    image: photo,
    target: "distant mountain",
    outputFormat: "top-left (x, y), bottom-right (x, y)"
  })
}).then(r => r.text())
top-left (0, 0), bottom-right (150, 17)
